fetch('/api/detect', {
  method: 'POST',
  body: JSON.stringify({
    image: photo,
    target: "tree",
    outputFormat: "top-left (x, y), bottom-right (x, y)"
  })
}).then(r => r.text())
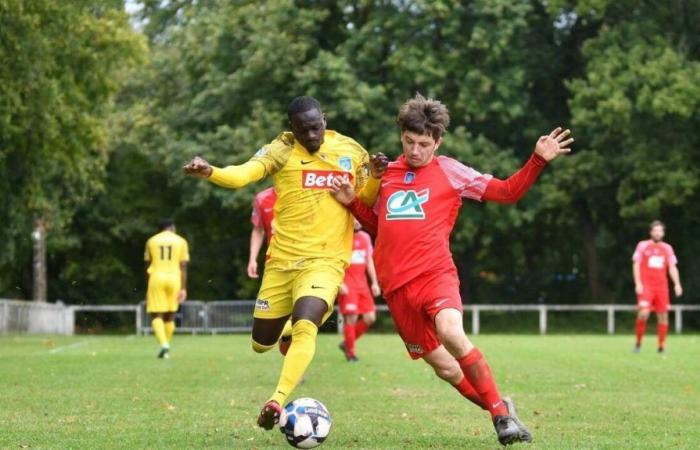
top-left (0, 0), bottom-right (146, 299)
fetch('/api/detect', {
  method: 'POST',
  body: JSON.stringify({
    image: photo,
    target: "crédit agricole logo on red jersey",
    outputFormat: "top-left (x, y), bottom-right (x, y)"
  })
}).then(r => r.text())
top-left (302, 170), bottom-right (353, 189)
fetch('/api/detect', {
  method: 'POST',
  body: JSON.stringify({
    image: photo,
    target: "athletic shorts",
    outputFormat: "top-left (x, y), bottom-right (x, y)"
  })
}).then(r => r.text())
top-left (637, 285), bottom-right (670, 313)
top-left (146, 272), bottom-right (180, 313)
top-left (385, 270), bottom-right (462, 359)
top-left (254, 257), bottom-right (345, 322)
top-left (338, 287), bottom-right (375, 315)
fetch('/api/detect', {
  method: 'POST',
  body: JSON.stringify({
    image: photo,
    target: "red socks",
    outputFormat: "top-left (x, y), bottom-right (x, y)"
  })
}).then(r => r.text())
top-left (355, 321), bottom-right (369, 339)
top-left (635, 319), bottom-right (647, 346)
top-left (454, 377), bottom-right (486, 410)
top-left (457, 348), bottom-right (508, 418)
top-left (657, 323), bottom-right (668, 349)
top-left (343, 323), bottom-right (356, 357)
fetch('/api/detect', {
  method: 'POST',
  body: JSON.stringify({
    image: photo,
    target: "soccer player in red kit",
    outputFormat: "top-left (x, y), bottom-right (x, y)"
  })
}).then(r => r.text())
top-left (632, 220), bottom-right (682, 353)
top-left (330, 94), bottom-right (573, 446)
top-left (338, 219), bottom-right (381, 362)
top-left (248, 187), bottom-right (276, 279)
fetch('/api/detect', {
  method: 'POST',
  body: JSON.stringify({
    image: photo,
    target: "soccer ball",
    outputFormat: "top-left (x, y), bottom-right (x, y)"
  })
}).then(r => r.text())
top-left (279, 397), bottom-right (332, 448)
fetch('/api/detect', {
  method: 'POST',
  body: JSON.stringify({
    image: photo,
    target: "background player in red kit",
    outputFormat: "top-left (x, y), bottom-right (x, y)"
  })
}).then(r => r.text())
top-left (247, 187), bottom-right (295, 355)
top-left (331, 94), bottom-right (573, 446)
top-left (248, 186), bottom-right (276, 279)
top-left (632, 220), bottom-right (682, 353)
top-left (337, 219), bottom-right (381, 362)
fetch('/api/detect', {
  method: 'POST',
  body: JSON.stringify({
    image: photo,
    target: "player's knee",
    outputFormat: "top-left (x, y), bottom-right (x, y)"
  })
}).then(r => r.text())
top-left (251, 339), bottom-right (275, 354)
top-left (432, 363), bottom-right (460, 382)
top-left (363, 314), bottom-right (376, 325)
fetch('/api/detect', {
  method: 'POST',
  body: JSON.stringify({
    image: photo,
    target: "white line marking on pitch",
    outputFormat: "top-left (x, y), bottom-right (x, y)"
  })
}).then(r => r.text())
top-left (49, 340), bottom-right (90, 354)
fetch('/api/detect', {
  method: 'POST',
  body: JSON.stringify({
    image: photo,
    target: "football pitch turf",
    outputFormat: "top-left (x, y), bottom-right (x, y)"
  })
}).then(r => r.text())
top-left (1, 334), bottom-right (698, 449)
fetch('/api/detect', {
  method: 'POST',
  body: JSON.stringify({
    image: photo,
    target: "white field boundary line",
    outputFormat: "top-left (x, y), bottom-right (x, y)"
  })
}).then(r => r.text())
top-left (48, 340), bottom-right (90, 354)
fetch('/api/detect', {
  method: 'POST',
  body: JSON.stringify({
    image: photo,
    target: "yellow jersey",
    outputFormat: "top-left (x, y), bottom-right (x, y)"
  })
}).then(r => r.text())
top-left (144, 230), bottom-right (190, 275)
top-left (209, 130), bottom-right (370, 265)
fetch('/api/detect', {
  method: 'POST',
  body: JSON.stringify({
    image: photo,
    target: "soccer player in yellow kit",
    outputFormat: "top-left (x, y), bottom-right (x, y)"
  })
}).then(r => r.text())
top-left (183, 96), bottom-right (382, 430)
top-left (144, 219), bottom-right (189, 359)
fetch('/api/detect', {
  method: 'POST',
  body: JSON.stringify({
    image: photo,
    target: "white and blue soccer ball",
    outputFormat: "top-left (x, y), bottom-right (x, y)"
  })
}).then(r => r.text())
top-left (279, 397), bottom-right (332, 448)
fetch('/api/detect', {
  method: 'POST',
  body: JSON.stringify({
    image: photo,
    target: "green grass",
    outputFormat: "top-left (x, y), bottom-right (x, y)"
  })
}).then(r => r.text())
top-left (1, 334), bottom-right (699, 449)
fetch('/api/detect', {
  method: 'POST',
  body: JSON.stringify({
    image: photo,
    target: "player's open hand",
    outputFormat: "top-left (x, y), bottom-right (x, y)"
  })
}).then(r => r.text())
top-left (371, 282), bottom-right (381, 298)
top-left (247, 260), bottom-right (259, 279)
top-left (177, 289), bottom-right (187, 303)
top-left (534, 127), bottom-right (574, 162)
top-left (369, 153), bottom-right (389, 178)
top-left (330, 175), bottom-right (356, 206)
top-left (183, 156), bottom-right (213, 178)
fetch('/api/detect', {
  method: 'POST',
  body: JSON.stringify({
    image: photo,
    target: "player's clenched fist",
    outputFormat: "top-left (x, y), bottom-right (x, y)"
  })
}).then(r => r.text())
top-left (534, 127), bottom-right (574, 162)
top-left (369, 152), bottom-right (389, 178)
top-left (183, 156), bottom-right (213, 178)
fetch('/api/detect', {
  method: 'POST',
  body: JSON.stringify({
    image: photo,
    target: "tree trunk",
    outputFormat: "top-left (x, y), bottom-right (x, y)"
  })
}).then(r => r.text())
top-left (31, 217), bottom-right (47, 302)
top-left (577, 201), bottom-right (606, 301)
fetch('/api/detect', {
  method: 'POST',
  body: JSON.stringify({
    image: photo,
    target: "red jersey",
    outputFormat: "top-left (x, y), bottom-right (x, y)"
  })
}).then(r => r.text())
top-left (372, 155), bottom-right (492, 295)
top-left (251, 187), bottom-right (277, 245)
top-left (343, 231), bottom-right (373, 293)
top-left (633, 240), bottom-right (677, 287)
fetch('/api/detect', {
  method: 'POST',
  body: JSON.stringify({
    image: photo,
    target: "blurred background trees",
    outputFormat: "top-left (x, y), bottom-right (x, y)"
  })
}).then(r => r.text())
top-left (2, 0), bottom-right (700, 307)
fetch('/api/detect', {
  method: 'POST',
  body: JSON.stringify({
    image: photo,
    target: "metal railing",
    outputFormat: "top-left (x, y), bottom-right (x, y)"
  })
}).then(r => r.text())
top-left (136, 301), bottom-right (700, 335)
top-left (2, 299), bottom-right (697, 336)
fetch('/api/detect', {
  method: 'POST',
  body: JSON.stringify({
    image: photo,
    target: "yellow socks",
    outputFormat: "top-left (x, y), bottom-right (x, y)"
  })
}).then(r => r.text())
top-left (151, 317), bottom-right (168, 347)
top-left (164, 321), bottom-right (175, 342)
top-left (270, 319), bottom-right (318, 405)
top-left (280, 319), bottom-right (293, 339)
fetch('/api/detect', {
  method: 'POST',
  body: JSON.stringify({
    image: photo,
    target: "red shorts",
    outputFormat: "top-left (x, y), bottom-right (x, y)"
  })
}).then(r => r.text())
top-left (385, 271), bottom-right (462, 359)
top-left (338, 287), bottom-right (375, 315)
top-left (637, 285), bottom-right (670, 313)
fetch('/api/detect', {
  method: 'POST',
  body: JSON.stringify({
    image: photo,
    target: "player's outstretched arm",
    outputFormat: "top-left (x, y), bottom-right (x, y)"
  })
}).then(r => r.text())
top-left (330, 176), bottom-right (378, 237)
top-left (183, 156), bottom-right (265, 189)
top-left (482, 127), bottom-right (573, 204)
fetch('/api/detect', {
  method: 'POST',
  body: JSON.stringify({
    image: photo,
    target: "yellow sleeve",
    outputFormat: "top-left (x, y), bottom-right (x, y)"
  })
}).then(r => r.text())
top-left (249, 132), bottom-right (294, 175)
top-left (208, 133), bottom-right (294, 188)
top-left (209, 160), bottom-right (266, 189)
top-left (357, 176), bottom-right (380, 207)
top-left (180, 239), bottom-right (190, 263)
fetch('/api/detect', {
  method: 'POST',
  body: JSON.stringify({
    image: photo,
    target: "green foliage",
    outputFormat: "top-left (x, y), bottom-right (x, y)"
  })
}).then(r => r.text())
top-left (4, 0), bottom-right (700, 304)
top-left (0, 0), bottom-right (146, 296)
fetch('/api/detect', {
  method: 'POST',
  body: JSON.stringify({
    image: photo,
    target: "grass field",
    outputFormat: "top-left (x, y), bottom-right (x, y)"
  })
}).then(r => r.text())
top-left (1, 333), bottom-right (699, 449)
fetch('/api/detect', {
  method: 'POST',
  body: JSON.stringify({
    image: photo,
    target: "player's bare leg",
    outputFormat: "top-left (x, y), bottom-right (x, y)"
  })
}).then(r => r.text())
top-left (435, 308), bottom-right (532, 445)
top-left (656, 311), bottom-right (668, 353)
top-left (634, 309), bottom-right (650, 353)
top-left (423, 345), bottom-right (486, 410)
top-left (257, 297), bottom-right (327, 430)
top-left (339, 313), bottom-right (359, 362)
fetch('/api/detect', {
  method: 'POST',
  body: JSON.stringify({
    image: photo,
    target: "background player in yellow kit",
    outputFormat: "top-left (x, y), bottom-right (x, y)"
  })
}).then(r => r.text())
top-left (183, 96), bottom-right (383, 430)
top-left (144, 219), bottom-right (189, 359)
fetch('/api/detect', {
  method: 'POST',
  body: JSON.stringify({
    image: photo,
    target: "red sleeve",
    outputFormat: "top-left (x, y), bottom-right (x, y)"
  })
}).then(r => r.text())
top-left (251, 196), bottom-right (262, 227)
top-left (482, 153), bottom-right (547, 204)
top-left (348, 197), bottom-right (378, 238)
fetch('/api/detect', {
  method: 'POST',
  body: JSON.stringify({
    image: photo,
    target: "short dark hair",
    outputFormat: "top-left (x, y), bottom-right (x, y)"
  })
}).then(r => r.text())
top-left (160, 218), bottom-right (175, 230)
top-left (397, 93), bottom-right (450, 140)
top-left (650, 220), bottom-right (665, 231)
top-left (287, 96), bottom-right (322, 120)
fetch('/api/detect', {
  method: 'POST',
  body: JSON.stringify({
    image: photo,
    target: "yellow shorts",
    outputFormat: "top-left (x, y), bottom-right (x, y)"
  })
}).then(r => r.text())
top-left (254, 258), bottom-right (345, 321)
top-left (146, 272), bottom-right (180, 313)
